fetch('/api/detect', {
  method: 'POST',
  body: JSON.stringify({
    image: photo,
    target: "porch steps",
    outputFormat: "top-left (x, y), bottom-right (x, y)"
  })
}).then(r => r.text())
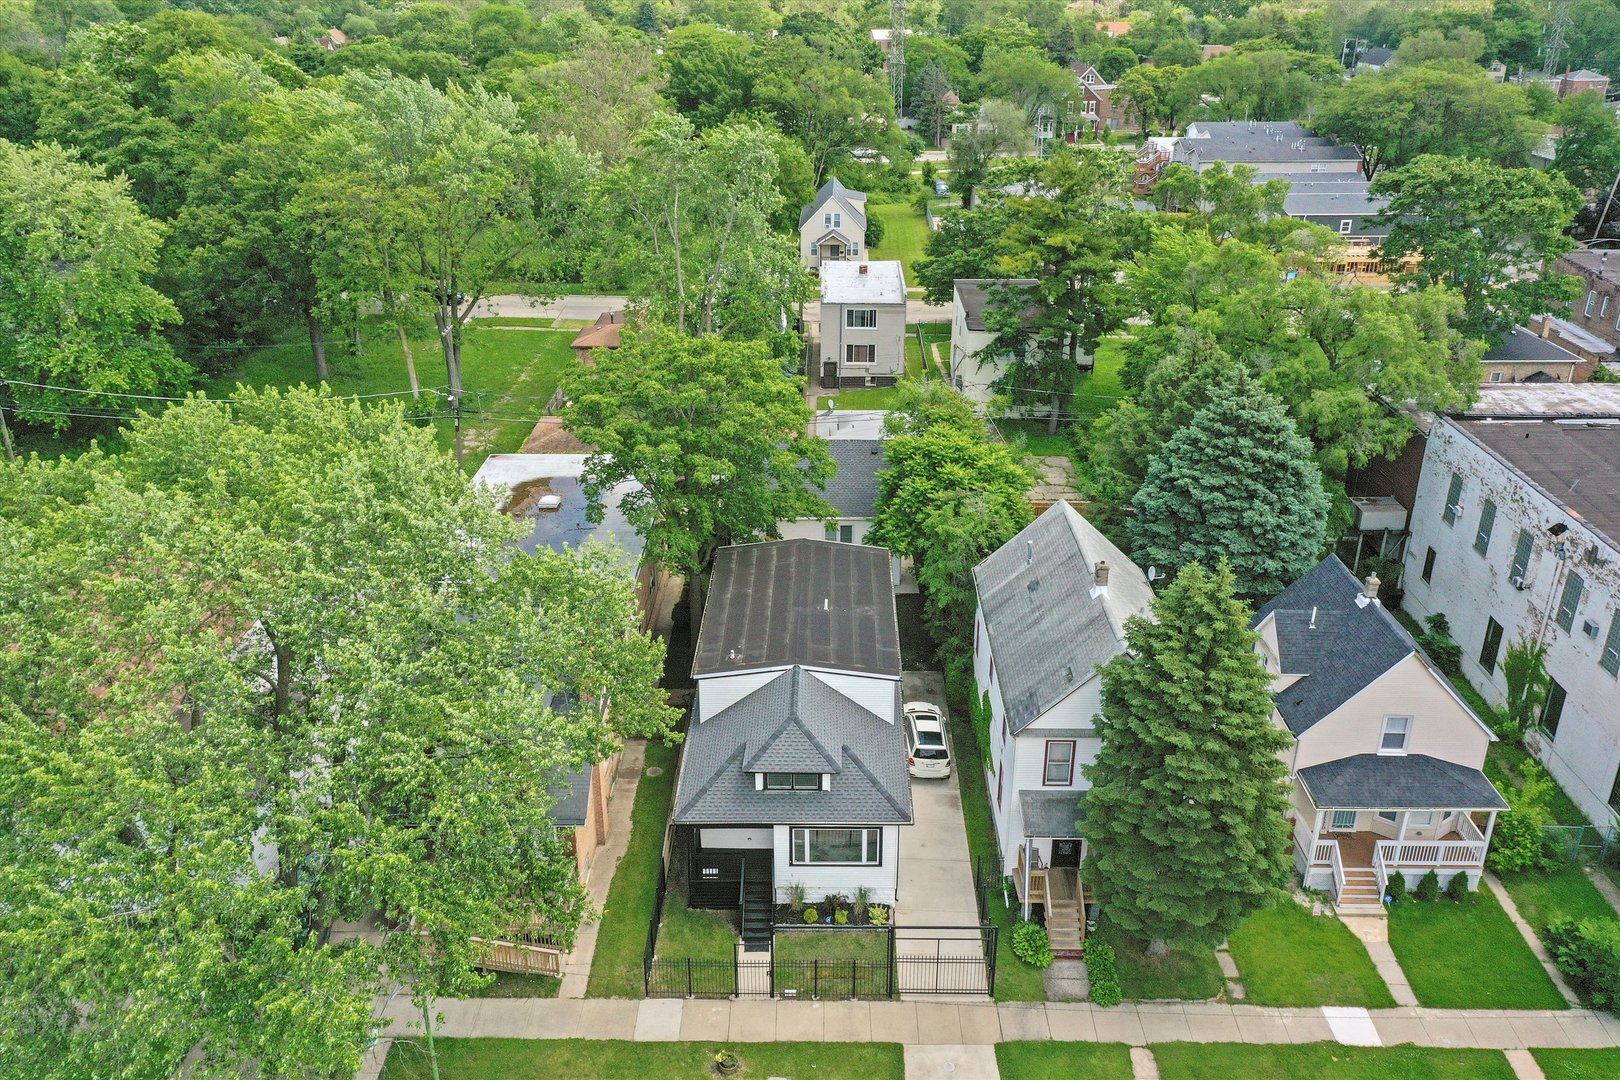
top-left (1334, 868), bottom-right (1387, 917)
top-left (740, 856), bottom-right (773, 952)
top-left (1046, 898), bottom-right (1085, 955)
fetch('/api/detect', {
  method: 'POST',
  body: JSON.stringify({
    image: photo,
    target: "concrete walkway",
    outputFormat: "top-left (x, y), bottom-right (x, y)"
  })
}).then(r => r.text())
top-left (559, 739), bottom-right (648, 998)
top-left (1486, 873), bottom-right (1583, 1007)
top-left (1589, 865), bottom-right (1620, 915)
top-left (1341, 912), bottom-right (1420, 1008)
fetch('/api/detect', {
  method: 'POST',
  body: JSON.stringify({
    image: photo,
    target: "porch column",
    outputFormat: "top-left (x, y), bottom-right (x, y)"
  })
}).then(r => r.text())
top-left (1021, 838), bottom-right (1033, 921)
top-left (1482, 810), bottom-right (1498, 850)
top-left (1310, 805), bottom-right (1324, 851)
top-left (1396, 812), bottom-right (1408, 843)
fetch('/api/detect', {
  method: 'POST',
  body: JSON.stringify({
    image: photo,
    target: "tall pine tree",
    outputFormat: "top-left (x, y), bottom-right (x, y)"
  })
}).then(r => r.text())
top-left (1128, 365), bottom-right (1328, 598)
top-left (1083, 561), bottom-right (1292, 954)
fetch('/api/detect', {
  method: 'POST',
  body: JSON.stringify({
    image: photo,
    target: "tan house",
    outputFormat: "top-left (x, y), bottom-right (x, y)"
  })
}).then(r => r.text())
top-left (799, 177), bottom-right (868, 271)
top-left (1255, 557), bottom-right (1507, 912)
top-left (1480, 325), bottom-right (1594, 384)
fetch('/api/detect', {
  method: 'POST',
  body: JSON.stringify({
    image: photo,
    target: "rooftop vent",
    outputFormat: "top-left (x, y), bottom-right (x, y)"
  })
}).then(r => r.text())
top-left (535, 494), bottom-right (563, 511)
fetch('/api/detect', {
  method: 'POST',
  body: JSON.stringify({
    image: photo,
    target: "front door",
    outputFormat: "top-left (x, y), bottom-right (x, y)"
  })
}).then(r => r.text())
top-left (1330, 810), bottom-right (1359, 832)
top-left (1050, 839), bottom-right (1081, 869)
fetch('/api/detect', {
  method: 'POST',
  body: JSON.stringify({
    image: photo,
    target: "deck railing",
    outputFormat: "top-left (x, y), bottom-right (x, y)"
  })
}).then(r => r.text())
top-left (1375, 839), bottom-right (1486, 868)
top-left (1372, 845), bottom-right (1389, 900)
top-left (1327, 840), bottom-right (1344, 900)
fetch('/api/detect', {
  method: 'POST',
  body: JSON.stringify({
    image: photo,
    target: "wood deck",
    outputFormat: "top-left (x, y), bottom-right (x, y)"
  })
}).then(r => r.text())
top-left (1322, 830), bottom-right (1465, 869)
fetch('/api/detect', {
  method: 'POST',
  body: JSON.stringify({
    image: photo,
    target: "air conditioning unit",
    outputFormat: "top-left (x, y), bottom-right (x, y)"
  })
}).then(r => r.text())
top-left (1509, 576), bottom-right (1529, 591)
top-left (1583, 620), bottom-right (1601, 639)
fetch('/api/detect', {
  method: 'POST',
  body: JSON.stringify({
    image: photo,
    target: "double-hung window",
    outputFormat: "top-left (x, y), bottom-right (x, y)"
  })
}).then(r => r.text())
top-left (1441, 472), bottom-right (1464, 525)
top-left (1474, 499), bottom-right (1496, 555)
top-left (1339, 219), bottom-right (1353, 235)
top-left (1542, 679), bottom-right (1567, 739)
top-left (824, 211), bottom-right (842, 229)
top-left (790, 827), bottom-right (880, 865)
top-left (1509, 529), bottom-right (1533, 583)
top-left (846, 308), bottom-right (878, 329)
top-left (1602, 612), bottom-right (1620, 677)
top-left (824, 522), bottom-right (854, 543)
top-left (846, 344), bottom-right (875, 364)
top-left (1380, 716), bottom-right (1411, 754)
top-left (1421, 547), bottom-right (1436, 583)
top-left (1586, 290), bottom-right (1598, 316)
top-left (1480, 617), bottom-right (1505, 674)
top-left (1043, 741), bottom-right (1076, 786)
top-left (1556, 571), bottom-right (1585, 632)
top-left (764, 772), bottom-right (822, 791)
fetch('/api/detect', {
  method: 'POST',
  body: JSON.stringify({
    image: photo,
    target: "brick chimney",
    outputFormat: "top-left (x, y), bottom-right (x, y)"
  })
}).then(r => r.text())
top-left (1094, 560), bottom-right (1109, 588)
top-left (858, 264), bottom-right (869, 274)
top-left (1363, 572), bottom-right (1381, 604)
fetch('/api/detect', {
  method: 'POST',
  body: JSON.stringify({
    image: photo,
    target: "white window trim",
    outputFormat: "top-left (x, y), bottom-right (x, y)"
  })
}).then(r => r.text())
top-left (789, 827), bottom-right (881, 866)
top-left (845, 344), bottom-right (876, 365)
top-left (1586, 290), bottom-right (1598, 316)
top-left (846, 308), bottom-right (878, 329)
top-left (1490, 370), bottom-right (1504, 383)
top-left (1408, 810), bottom-right (1435, 826)
top-left (1339, 219), bottom-right (1353, 234)
top-left (1330, 810), bottom-right (1358, 830)
top-left (1379, 715), bottom-right (1411, 755)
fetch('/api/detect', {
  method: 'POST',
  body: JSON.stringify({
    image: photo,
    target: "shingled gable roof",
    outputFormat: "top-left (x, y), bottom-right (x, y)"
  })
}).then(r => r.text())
top-left (973, 501), bottom-right (1154, 733)
top-left (672, 667), bottom-right (911, 826)
top-left (799, 176), bottom-right (868, 230)
top-left (1253, 556), bottom-right (1486, 738)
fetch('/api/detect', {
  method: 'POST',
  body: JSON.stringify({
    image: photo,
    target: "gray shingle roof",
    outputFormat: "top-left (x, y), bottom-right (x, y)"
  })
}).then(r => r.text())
top-left (973, 502), bottom-right (1154, 733)
top-left (1019, 790), bottom-right (1088, 839)
top-left (694, 540), bottom-right (901, 678)
top-left (820, 440), bottom-right (886, 519)
top-left (1483, 326), bottom-right (1584, 366)
top-left (953, 279), bottom-right (1039, 332)
top-left (1175, 122), bottom-right (1362, 167)
top-left (1253, 556), bottom-right (1426, 736)
top-left (1298, 754), bottom-right (1507, 811)
top-left (549, 768), bottom-right (591, 827)
top-left (799, 176), bottom-right (868, 229)
top-left (672, 667), bottom-right (912, 825)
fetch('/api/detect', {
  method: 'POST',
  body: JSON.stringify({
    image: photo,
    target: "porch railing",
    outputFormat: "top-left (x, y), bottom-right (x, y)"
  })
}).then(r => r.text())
top-left (1458, 814), bottom-right (1486, 845)
top-left (1375, 840), bottom-right (1486, 868)
top-left (1327, 840), bottom-right (1344, 901)
top-left (1372, 845), bottom-right (1389, 901)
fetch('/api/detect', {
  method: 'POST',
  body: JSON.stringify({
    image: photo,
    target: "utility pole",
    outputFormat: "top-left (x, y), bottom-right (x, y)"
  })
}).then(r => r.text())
top-left (889, 0), bottom-right (907, 115)
top-left (1593, 167), bottom-right (1620, 240)
top-left (1542, 0), bottom-right (1573, 76)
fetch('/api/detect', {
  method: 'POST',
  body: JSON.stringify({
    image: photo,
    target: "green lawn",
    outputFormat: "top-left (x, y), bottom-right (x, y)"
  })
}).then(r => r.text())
top-left (818, 387), bottom-right (902, 410)
top-left (996, 420), bottom-right (1071, 458)
top-left (916, 324), bottom-right (951, 376)
top-left (866, 200), bottom-right (931, 282)
top-left (996, 1042), bottom-right (1135, 1080)
top-left (774, 929), bottom-right (892, 998)
top-left (1498, 863), bottom-right (1618, 934)
top-left (656, 902), bottom-right (737, 961)
top-left (775, 929), bottom-right (889, 962)
top-left (585, 738), bottom-right (679, 998)
top-left (903, 333), bottom-right (925, 379)
top-left (381, 1039), bottom-right (904, 1080)
top-left (1095, 919), bottom-right (1224, 1002)
top-left (1532, 1048), bottom-right (1620, 1079)
top-left (1226, 900), bottom-right (1394, 1008)
top-left (464, 970), bottom-right (561, 998)
top-left (1074, 337), bottom-right (1130, 422)
top-left (204, 319), bottom-right (578, 474)
top-left (1386, 886), bottom-right (1567, 1009)
top-left (1151, 1043), bottom-right (1516, 1080)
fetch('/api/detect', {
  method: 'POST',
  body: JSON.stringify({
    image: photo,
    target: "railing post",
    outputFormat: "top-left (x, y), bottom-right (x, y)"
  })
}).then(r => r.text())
top-left (887, 925), bottom-right (895, 999)
top-left (686, 958), bottom-right (693, 998)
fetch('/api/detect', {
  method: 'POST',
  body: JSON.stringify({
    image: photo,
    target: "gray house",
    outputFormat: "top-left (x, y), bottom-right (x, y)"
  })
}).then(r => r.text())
top-left (799, 177), bottom-right (868, 271)
top-left (819, 261), bottom-right (907, 389)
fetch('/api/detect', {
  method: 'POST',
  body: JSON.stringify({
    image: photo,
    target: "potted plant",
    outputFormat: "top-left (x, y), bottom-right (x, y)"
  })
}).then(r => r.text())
top-left (714, 1049), bottom-right (740, 1076)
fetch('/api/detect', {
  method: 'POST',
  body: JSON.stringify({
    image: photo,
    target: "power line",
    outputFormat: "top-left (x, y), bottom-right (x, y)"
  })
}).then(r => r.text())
top-left (0, 379), bottom-right (448, 405)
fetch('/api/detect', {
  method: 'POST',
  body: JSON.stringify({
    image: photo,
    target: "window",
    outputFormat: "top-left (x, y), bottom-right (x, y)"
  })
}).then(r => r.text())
top-left (791, 827), bottom-right (880, 865)
top-left (846, 344), bottom-right (875, 365)
top-left (1421, 547), bottom-right (1436, 583)
top-left (1556, 571), bottom-right (1585, 632)
top-left (1043, 741), bottom-right (1076, 786)
top-left (849, 242), bottom-right (859, 255)
top-left (1509, 529), bottom-right (1533, 583)
top-left (1490, 371), bottom-right (1504, 383)
top-left (1541, 678), bottom-right (1567, 739)
top-left (1330, 810), bottom-right (1358, 830)
top-left (1586, 290), bottom-right (1598, 316)
top-left (764, 772), bottom-right (822, 791)
top-left (1614, 305), bottom-right (1620, 331)
top-left (1441, 472), bottom-right (1464, 525)
top-left (1602, 613), bottom-right (1620, 677)
top-left (1608, 767), bottom-right (1620, 816)
top-left (1408, 811), bottom-right (1435, 826)
top-left (1474, 499), bottom-right (1497, 555)
top-left (811, 243), bottom-right (820, 257)
top-left (846, 308), bottom-right (878, 329)
top-left (823, 523), bottom-right (854, 544)
top-left (1339, 219), bottom-right (1353, 234)
top-left (1480, 617), bottom-right (1505, 674)
top-left (1377, 810), bottom-right (1399, 824)
top-left (824, 211), bottom-right (841, 229)
top-left (1602, 296), bottom-right (1611, 319)
top-left (1380, 716), bottom-right (1411, 754)
top-left (995, 770), bottom-right (1003, 809)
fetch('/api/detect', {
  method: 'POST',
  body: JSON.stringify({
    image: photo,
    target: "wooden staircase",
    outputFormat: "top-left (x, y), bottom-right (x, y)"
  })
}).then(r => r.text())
top-left (1335, 866), bottom-right (1386, 916)
top-left (1045, 867), bottom-right (1085, 956)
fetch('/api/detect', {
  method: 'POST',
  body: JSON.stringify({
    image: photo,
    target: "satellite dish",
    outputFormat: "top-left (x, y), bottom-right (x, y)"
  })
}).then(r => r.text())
top-left (1146, 566), bottom-right (1163, 582)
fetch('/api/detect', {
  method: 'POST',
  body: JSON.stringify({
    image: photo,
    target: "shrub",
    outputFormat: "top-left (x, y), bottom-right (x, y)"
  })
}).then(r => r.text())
top-left (864, 212), bottom-right (887, 248)
top-left (834, 909), bottom-right (849, 926)
top-left (1545, 916), bottom-right (1620, 1012)
top-left (1086, 939), bottom-right (1122, 1007)
top-left (787, 882), bottom-right (806, 914)
top-left (1445, 871), bottom-right (1471, 903)
top-left (803, 907), bottom-right (819, 925)
top-left (1420, 614), bottom-right (1463, 678)
top-left (868, 904), bottom-right (890, 926)
top-left (1012, 920), bottom-right (1055, 969)
top-left (852, 886), bottom-right (871, 922)
top-left (1415, 869), bottom-right (1441, 902)
top-left (1488, 762), bottom-right (1555, 873)
top-left (1385, 871), bottom-right (1407, 903)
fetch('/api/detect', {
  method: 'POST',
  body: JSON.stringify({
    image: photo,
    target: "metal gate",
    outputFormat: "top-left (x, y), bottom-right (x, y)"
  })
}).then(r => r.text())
top-left (892, 925), bottom-right (996, 996)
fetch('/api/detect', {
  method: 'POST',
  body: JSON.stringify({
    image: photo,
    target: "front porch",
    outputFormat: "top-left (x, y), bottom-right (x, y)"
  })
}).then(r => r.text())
top-left (1294, 810), bottom-right (1498, 910)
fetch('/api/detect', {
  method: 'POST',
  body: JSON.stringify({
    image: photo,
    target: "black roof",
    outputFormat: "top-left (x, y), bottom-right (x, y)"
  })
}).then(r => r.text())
top-left (1483, 326), bottom-right (1584, 366)
top-left (1253, 556), bottom-right (1425, 736)
top-left (1019, 790), bottom-right (1088, 839)
top-left (1458, 418), bottom-right (1620, 554)
top-left (1299, 754), bottom-right (1506, 811)
top-left (693, 540), bottom-right (901, 678)
top-left (953, 279), bottom-right (1039, 332)
top-left (671, 667), bottom-right (911, 825)
top-left (820, 441), bottom-right (887, 519)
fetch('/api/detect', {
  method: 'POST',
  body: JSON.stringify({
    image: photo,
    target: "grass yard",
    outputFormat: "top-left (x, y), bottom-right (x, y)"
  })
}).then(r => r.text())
top-left (381, 1039), bottom-right (904, 1080)
top-left (1498, 863), bottom-right (1618, 934)
top-left (1386, 886), bottom-right (1567, 1010)
top-left (995, 1042), bottom-right (1135, 1080)
top-left (1226, 900), bottom-right (1394, 1008)
top-left (1073, 337), bottom-right (1130, 422)
top-left (916, 324), bottom-right (951, 376)
top-left (1151, 1043), bottom-right (1516, 1080)
top-left (903, 334), bottom-right (925, 379)
top-left (1094, 918), bottom-right (1224, 1002)
top-left (1532, 1048), bottom-right (1620, 1079)
top-left (866, 200), bottom-right (931, 281)
top-left (204, 319), bottom-right (578, 474)
top-left (775, 929), bottom-right (889, 962)
top-left (585, 738), bottom-right (679, 998)
top-left (1485, 740), bottom-right (1592, 828)
top-left (996, 420), bottom-right (1071, 458)
top-left (464, 971), bottom-right (562, 998)
top-left (774, 929), bottom-right (892, 998)
top-left (656, 902), bottom-right (737, 961)
top-left (818, 387), bottom-right (902, 410)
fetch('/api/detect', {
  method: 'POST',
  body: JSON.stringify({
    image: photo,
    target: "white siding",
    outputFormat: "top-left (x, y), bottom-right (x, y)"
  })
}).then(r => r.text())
top-left (813, 670), bottom-right (900, 722)
top-left (776, 517), bottom-right (875, 546)
top-left (820, 301), bottom-right (906, 381)
top-left (1402, 421), bottom-right (1620, 826)
top-left (696, 670), bottom-right (784, 722)
top-left (701, 828), bottom-right (772, 849)
top-left (1012, 732), bottom-right (1101, 793)
top-left (772, 824), bottom-right (900, 905)
top-left (1026, 680), bottom-right (1103, 731)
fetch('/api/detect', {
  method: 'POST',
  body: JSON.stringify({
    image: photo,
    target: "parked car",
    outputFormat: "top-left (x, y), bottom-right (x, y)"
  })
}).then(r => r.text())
top-left (903, 701), bottom-right (952, 778)
top-left (933, 179), bottom-right (949, 196)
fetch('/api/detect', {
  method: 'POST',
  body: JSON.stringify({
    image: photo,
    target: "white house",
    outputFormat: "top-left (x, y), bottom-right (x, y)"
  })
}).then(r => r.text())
top-left (818, 261), bottom-right (907, 389)
top-left (972, 501), bottom-right (1154, 950)
top-left (1401, 398), bottom-right (1620, 828)
top-left (799, 177), bottom-right (868, 271)
top-left (1256, 557), bottom-right (1506, 910)
top-left (670, 540), bottom-right (910, 947)
top-left (949, 278), bottom-right (1043, 411)
top-left (775, 439), bottom-right (902, 587)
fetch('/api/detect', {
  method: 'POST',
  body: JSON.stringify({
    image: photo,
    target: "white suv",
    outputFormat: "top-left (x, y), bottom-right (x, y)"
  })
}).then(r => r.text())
top-left (903, 702), bottom-right (953, 779)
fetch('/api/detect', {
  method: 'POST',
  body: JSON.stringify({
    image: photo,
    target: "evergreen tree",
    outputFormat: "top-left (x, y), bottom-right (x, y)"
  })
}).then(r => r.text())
top-left (1129, 366), bottom-right (1329, 597)
top-left (1084, 562), bottom-right (1293, 954)
top-left (635, 2), bottom-right (659, 36)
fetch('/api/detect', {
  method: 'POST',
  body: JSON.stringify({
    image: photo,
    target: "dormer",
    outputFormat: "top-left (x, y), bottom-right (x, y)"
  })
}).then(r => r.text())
top-left (756, 771), bottom-right (831, 792)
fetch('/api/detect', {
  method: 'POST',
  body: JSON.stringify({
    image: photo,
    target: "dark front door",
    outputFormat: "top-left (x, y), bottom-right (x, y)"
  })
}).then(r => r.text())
top-left (1050, 839), bottom-right (1081, 869)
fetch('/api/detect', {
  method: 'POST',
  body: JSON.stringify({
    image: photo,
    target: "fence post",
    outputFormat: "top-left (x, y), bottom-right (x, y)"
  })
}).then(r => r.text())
top-left (686, 958), bottom-right (693, 999)
top-left (851, 959), bottom-right (857, 1000)
top-left (813, 958), bottom-right (819, 1000)
top-left (987, 924), bottom-right (998, 995)
top-left (887, 925), bottom-right (895, 999)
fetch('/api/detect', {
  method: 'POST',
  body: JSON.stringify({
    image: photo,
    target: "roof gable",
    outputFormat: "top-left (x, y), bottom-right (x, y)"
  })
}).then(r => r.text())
top-left (799, 176), bottom-right (868, 230)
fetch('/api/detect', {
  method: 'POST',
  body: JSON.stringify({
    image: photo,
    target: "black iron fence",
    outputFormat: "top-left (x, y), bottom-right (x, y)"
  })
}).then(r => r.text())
top-left (774, 958), bottom-right (893, 999)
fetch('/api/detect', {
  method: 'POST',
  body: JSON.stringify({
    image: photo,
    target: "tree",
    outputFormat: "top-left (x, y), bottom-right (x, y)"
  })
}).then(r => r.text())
top-left (914, 493), bottom-right (1030, 670)
top-left (519, 37), bottom-right (670, 164)
top-left (0, 139), bottom-right (187, 432)
top-left (1113, 64), bottom-right (1188, 134)
top-left (1392, 28), bottom-right (1485, 66)
top-left (914, 202), bottom-right (1012, 304)
top-left (662, 22), bottom-right (759, 130)
top-left (948, 99), bottom-right (1030, 209)
top-left (756, 34), bottom-right (900, 185)
top-left (0, 388), bottom-right (677, 1078)
top-left (1551, 92), bottom-right (1620, 200)
top-left (989, 147), bottom-right (1137, 433)
top-left (1313, 64), bottom-right (1543, 178)
top-left (561, 331), bottom-right (832, 631)
top-left (916, 61), bottom-right (956, 148)
top-left (1084, 561), bottom-right (1292, 954)
top-left (1373, 155), bottom-right (1583, 340)
top-left (1129, 367), bottom-right (1330, 597)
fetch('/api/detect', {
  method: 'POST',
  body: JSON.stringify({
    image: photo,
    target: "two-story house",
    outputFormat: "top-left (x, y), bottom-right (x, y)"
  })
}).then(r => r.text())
top-left (818, 261), bottom-right (907, 389)
top-left (1401, 403), bottom-right (1620, 828)
top-left (799, 177), bottom-right (868, 271)
top-left (972, 501), bottom-right (1155, 949)
top-left (1069, 62), bottom-right (1132, 135)
top-left (774, 438), bottom-right (902, 586)
top-left (1558, 249), bottom-right (1620, 356)
top-left (669, 540), bottom-right (911, 948)
top-left (1257, 557), bottom-right (1506, 911)
top-left (949, 278), bottom-right (1040, 411)
top-left (1480, 325), bottom-right (1595, 384)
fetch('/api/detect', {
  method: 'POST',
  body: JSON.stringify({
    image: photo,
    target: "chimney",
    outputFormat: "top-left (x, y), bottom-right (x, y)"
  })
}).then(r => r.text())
top-left (1363, 572), bottom-right (1381, 604)
top-left (1094, 560), bottom-right (1109, 587)
top-left (858, 264), bottom-right (869, 275)
top-left (1539, 317), bottom-right (1554, 339)
top-left (1026, 539), bottom-right (1034, 566)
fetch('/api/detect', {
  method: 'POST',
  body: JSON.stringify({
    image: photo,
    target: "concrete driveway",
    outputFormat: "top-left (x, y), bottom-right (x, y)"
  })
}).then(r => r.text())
top-left (897, 671), bottom-right (981, 929)
top-left (472, 293), bottom-right (626, 320)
